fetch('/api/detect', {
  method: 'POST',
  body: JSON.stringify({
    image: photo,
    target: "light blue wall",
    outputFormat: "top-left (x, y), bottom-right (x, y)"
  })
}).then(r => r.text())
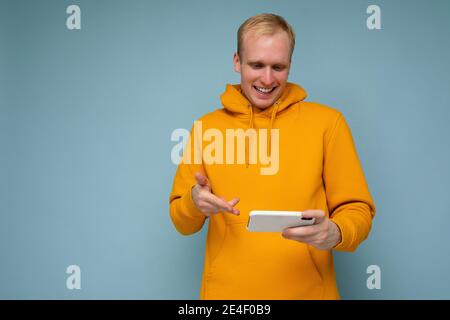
top-left (1, 0), bottom-right (450, 299)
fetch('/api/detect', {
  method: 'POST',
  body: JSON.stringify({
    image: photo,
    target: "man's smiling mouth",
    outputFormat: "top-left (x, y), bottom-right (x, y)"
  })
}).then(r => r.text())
top-left (254, 86), bottom-right (277, 94)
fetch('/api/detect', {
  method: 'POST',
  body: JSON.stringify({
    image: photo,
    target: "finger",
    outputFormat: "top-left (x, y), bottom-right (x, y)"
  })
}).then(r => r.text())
top-left (201, 203), bottom-right (219, 214)
top-left (194, 172), bottom-right (210, 187)
top-left (228, 197), bottom-right (240, 207)
top-left (282, 232), bottom-right (317, 244)
top-left (202, 203), bottom-right (229, 215)
top-left (203, 193), bottom-right (238, 215)
top-left (228, 197), bottom-right (240, 215)
top-left (219, 197), bottom-right (240, 215)
top-left (281, 224), bottom-right (318, 239)
top-left (301, 210), bottom-right (326, 224)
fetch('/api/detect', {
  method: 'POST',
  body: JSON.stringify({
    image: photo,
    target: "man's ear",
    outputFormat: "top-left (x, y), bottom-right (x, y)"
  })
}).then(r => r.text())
top-left (233, 52), bottom-right (241, 73)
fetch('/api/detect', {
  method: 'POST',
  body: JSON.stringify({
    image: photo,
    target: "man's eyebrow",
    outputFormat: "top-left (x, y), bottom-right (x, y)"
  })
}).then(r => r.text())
top-left (247, 60), bottom-right (288, 67)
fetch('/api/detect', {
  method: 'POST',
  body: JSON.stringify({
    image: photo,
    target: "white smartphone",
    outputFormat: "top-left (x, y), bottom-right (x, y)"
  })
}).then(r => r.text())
top-left (247, 210), bottom-right (315, 232)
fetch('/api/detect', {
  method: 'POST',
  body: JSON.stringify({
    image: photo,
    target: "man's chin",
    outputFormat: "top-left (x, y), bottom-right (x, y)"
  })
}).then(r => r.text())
top-left (253, 102), bottom-right (273, 110)
top-left (250, 96), bottom-right (278, 109)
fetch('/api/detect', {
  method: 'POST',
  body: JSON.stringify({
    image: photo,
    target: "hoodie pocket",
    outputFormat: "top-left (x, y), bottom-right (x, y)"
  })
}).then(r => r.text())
top-left (205, 222), bottom-right (324, 299)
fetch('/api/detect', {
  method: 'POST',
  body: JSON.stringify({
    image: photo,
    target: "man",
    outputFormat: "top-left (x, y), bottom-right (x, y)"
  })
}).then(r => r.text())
top-left (169, 13), bottom-right (376, 299)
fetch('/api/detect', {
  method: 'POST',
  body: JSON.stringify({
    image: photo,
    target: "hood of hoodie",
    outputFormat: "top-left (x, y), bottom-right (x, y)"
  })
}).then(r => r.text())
top-left (220, 82), bottom-right (308, 118)
top-left (220, 82), bottom-right (308, 162)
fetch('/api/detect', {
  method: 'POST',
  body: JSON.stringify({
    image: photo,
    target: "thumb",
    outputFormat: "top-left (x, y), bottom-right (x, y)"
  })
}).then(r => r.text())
top-left (228, 197), bottom-right (240, 207)
top-left (195, 172), bottom-right (210, 188)
top-left (301, 210), bottom-right (326, 223)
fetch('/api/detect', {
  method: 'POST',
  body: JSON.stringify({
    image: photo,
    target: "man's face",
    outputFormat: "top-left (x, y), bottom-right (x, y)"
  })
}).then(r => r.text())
top-left (234, 30), bottom-right (291, 109)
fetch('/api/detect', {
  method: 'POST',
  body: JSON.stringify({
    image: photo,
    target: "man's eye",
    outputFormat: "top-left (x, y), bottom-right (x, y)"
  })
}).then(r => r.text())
top-left (273, 66), bottom-right (284, 71)
top-left (252, 64), bottom-right (263, 69)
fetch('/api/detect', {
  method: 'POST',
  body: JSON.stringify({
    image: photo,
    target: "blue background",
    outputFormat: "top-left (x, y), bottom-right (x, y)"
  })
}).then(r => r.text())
top-left (1, 0), bottom-right (450, 299)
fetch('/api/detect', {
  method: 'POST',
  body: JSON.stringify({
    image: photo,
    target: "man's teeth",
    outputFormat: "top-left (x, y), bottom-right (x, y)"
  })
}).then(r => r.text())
top-left (255, 86), bottom-right (275, 93)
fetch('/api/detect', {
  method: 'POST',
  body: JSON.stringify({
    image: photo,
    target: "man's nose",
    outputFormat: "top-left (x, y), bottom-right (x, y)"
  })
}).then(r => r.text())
top-left (261, 67), bottom-right (275, 86)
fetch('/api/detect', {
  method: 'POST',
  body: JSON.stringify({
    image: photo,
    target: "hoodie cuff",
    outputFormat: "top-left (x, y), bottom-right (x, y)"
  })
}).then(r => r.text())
top-left (180, 185), bottom-right (205, 219)
top-left (330, 216), bottom-right (355, 251)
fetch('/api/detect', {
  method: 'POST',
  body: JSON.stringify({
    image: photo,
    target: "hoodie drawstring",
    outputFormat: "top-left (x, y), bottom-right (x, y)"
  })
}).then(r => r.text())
top-left (268, 102), bottom-right (279, 156)
top-left (245, 102), bottom-right (279, 168)
top-left (245, 104), bottom-right (254, 168)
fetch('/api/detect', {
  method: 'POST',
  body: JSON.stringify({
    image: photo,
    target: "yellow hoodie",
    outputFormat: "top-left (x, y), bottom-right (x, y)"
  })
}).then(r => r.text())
top-left (169, 82), bottom-right (376, 299)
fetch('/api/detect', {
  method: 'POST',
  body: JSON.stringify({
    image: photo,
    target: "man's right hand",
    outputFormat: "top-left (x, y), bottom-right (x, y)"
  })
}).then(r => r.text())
top-left (192, 172), bottom-right (240, 217)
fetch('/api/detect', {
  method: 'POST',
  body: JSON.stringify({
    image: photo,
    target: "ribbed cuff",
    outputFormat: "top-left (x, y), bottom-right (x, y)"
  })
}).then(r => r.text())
top-left (330, 215), bottom-right (355, 251)
top-left (180, 185), bottom-right (205, 219)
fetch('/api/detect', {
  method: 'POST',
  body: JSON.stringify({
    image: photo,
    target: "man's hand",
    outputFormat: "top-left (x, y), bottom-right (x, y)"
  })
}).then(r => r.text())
top-left (192, 172), bottom-right (240, 217)
top-left (281, 210), bottom-right (342, 250)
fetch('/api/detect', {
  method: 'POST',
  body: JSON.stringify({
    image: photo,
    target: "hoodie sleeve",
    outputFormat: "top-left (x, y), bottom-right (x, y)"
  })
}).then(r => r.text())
top-left (169, 125), bottom-right (207, 236)
top-left (323, 113), bottom-right (376, 252)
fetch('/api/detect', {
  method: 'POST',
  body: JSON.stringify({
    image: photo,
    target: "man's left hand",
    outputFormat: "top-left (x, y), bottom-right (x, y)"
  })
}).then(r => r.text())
top-left (281, 210), bottom-right (342, 250)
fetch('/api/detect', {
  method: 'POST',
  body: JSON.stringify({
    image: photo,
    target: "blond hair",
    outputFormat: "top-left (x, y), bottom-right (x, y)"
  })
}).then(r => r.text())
top-left (237, 13), bottom-right (296, 61)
